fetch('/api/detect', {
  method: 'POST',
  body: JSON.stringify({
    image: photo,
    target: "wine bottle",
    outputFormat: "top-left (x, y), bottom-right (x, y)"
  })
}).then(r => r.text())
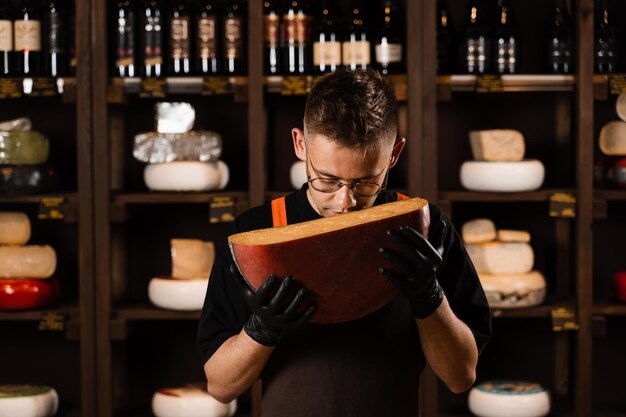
top-left (14, 0), bottom-right (41, 76)
top-left (222, 0), bottom-right (245, 74)
top-left (493, 0), bottom-right (518, 74)
top-left (436, 0), bottom-right (456, 74)
top-left (197, 0), bottom-right (220, 75)
top-left (595, 0), bottom-right (618, 73)
top-left (547, 0), bottom-right (573, 74)
top-left (168, 0), bottom-right (191, 75)
top-left (459, 0), bottom-right (490, 74)
top-left (282, 0), bottom-right (312, 74)
top-left (263, 0), bottom-right (280, 74)
top-left (0, 0), bottom-right (13, 76)
top-left (343, 0), bottom-right (370, 70)
top-left (140, 0), bottom-right (163, 78)
top-left (112, 0), bottom-right (136, 78)
top-left (43, 0), bottom-right (68, 77)
top-left (312, 0), bottom-right (341, 74)
top-left (374, 0), bottom-right (403, 75)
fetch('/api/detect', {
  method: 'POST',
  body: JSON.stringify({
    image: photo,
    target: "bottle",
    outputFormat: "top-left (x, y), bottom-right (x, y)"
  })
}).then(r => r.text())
top-left (263, 0), bottom-right (280, 74)
top-left (492, 0), bottom-right (518, 74)
top-left (595, 0), bottom-right (618, 73)
top-left (42, 0), bottom-right (68, 77)
top-left (168, 0), bottom-right (191, 75)
top-left (222, 0), bottom-right (245, 74)
top-left (436, 0), bottom-right (456, 74)
top-left (547, 0), bottom-right (573, 74)
top-left (374, 0), bottom-right (403, 75)
top-left (0, 0), bottom-right (13, 76)
top-left (459, 0), bottom-right (490, 74)
top-left (112, 0), bottom-right (136, 78)
top-left (343, 0), bottom-right (370, 70)
top-left (312, 0), bottom-right (341, 74)
top-left (14, 0), bottom-right (41, 76)
top-left (140, 0), bottom-right (163, 78)
top-left (196, 0), bottom-right (220, 75)
top-left (282, 0), bottom-right (312, 75)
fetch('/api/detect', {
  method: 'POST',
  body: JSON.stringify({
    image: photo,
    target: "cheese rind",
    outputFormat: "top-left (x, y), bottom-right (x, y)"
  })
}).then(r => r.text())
top-left (466, 242), bottom-right (534, 274)
top-left (0, 212), bottom-right (31, 245)
top-left (144, 160), bottom-right (229, 191)
top-left (462, 219), bottom-right (496, 244)
top-left (497, 229), bottom-right (531, 243)
top-left (152, 384), bottom-right (237, 417)
top-left (478, 271), bottom-right (546, 309)
top-left (469, 129), bottom-right (525, 162)
top-left (0, 245), bottom-right (56, 278)
top-left (0, 385), bottom-right (59, 417)
top-left (599, 121), bottom-right (626, 156)
top-left (171, 239), bottom-right (215, 279)
top-left (148, 277), bottom-right (209, 311)
top-left (469, 381), bottom-right (550, 417)
top-left (460, 160), bottom-right (545, 192)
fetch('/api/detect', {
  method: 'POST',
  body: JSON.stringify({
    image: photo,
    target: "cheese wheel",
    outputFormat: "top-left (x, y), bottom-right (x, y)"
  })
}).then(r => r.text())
top-left (616, 93), bottom-right (626, 122)
top-left (148, 277), bottom-right (209, 311)
top-left (478, 271), bottom-right (546, 309)
top-left (152, 384), bottom-right (236, 417)
top-left (599, 121), bottom-right (626, 156)
top-left (0, 212), bottom-right (31, 245)
top-left (0, 165), bottom-right (59, 194)
top-left (0, 278), bottom-right (59, 310)
top-left (469, 129), bottom-right (525, 162)
top-left (229, 197), bottom-right (429, 323)
top-left (0, 245), bottom-right (56, 278)
top-left (614, 271), bottom-right (626, 303)
top-left (497, 229), bottom-right (531, 243)
top-left (468, 380), bottom-right (550, 417)
top-left (0, 131), bottom-right (50, 165)
top-left (171, 239), bottom-right (215, 279)
top-left (144, 160), bottom-right (228, 191)
top-left (290, 160), bottom-right (307, 190)
top-left (460, 160), bottom-right (545, 192)
top-left (466, 242), bottom-right (534, 274)
top-left (0, 385), bottom-right (59, 417)
top-left (462, 219), bottom-right (496, 244)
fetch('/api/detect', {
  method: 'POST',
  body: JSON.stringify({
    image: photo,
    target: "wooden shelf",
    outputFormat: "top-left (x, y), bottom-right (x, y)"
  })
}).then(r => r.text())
top-left (437, 74), bottom-right (575, 96)
top-left (112, 191), bottom-right (248, 205)
top-left (0, 193), bottom-right (78, 222)
top-left (594, 190), bottom-right (626, 201)
top-left (114, 304), bottom-right (200, 321)
top-left (439, 189), bottom-right (575, 203)
top-left (490, 304), bottom-right (569, 319)
top-left (0, 304), bottom-right (79, 321)
top-left (593, 303), bottom-right (626, 316)
top-left (0, 77), bottom-right (76, 102)
top-left (593, 73), bottom-right (626, 100)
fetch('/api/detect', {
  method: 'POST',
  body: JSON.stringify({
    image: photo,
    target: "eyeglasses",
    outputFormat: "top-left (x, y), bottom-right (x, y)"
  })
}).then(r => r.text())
top-left (307, 155), bottom-right (390, 197)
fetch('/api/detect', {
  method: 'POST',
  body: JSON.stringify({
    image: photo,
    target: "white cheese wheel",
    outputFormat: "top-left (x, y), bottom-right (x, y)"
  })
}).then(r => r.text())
top-left (616, 93), bottom-right (626, 122)
top-left (462, 219), bottom-right (496, 244)
top-left (478, 271), bottom-right (546, 309)
top-left (290, 160), bottom-right (307, 189)
top-left (152, 384), bottom-right (236, 417)
top-left (460, 160), bottom-right (545, 192)
top-left (497, 229), bottom-right (531, 243)
top-left (144, 160), bottom-right (229, 192)
top-left (599, 121), bottom-right (626, 156)
top-left (148, 277), bottom-right (209, 311)
top-left (469, 129), bottom-right (525, 161)
top-left (469, 380), bottom-right (550, 417)
top-left (0, 245), bottom-right (56, 278)
top-left (466, 242), bottom-right (534, 274)
top-left (0, 385), bottom-right (59, 417)
top-left (0, 212), bottom-right (31, 245)
top-left (171, 239), bottom-right (215, 280)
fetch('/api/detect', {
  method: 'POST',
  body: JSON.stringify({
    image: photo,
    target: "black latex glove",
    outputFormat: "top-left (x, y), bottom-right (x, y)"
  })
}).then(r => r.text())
top-left (230, 265), bottom-right (316, 346)
top-left (379, 219), bottom-right (447, 319)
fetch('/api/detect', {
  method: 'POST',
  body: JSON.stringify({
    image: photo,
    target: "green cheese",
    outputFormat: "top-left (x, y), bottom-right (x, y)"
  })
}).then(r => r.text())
top-left (0, 384), bottom-right (52, 398)
top-left (0, 131), bottom-right (50, 165)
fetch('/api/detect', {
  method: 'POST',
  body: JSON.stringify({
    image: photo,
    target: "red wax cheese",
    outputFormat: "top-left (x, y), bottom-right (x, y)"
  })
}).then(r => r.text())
top-left (229, 197), bottom-right (430, 323)
top-left (614, 271), bottom-right (626, 303)
top-left (0, 278), bottom-right (59, 310)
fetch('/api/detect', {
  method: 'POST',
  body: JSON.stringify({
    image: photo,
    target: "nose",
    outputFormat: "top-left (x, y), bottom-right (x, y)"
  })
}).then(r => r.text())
top-left (335, 184), bottom-right (357, 211)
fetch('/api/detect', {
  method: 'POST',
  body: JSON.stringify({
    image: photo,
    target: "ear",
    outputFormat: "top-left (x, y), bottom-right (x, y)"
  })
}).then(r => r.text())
top-left (389, 137), bottom-right (406, 168)
top-left (292, 128), bottom-right (306, 161)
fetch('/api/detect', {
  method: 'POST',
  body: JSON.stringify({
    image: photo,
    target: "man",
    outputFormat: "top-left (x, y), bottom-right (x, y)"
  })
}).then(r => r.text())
top-left (198, 69), bottom-right (491, 416)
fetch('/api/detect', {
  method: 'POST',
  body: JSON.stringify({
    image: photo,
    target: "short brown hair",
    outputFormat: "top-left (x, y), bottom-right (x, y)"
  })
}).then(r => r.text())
top-left (303, 69), bottom-right (398, 151)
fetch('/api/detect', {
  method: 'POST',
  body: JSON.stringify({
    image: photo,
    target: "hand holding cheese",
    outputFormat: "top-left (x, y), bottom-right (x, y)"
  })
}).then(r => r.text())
top-left (231, 266), bottom-right (316, 346)
top-left (379, 220), bottom-right (446, 319)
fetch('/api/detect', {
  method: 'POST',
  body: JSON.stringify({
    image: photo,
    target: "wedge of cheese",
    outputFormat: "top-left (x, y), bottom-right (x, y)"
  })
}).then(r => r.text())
top-left (171, 239), bottom-right (215, 280)
top-left (0, 245), bottom-right (57, 278)
top-left (462, 219), bottom-right (496, 244)
top-left (497, 229), bottom-right (531, 243)
top-left (469, 129), bottom-right (525, 161)
top-left (466, 242), bottom-right (534, 274)
top-left (0, 212), bottom-right (31, 245)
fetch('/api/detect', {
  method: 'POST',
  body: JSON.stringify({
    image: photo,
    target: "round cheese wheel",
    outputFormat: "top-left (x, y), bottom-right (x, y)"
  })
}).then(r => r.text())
top-left (152, 385), bottom-right (236, 417)
top-left (478, 271), bottom-right (546, 309)
top-left (0, 212), bottom-right (31, 245)
top-left (0, 278), bottom-right (59, 310)
top-left (616, 93), bottom-right (626, 122)
top-left (144, 160), bottom-right (229, 192)
top-left (0, 245), bottom-right (57, 279)
top-left (599, 121), bottom-right (626, 156)
top-left (461, 219), bottom-right (496, 244)
top-left (465, 242), bottom-right (534, 274)
top-left (460, 160), bottom-right (545, 192)
top-left (148, 277), bottom-right (209, 311)
top-left (0, 165), bottom-right (59, 194)
top-left (0, 385), bottom-right (59, 417)
top-left (290, 160), bottom-right (307, 190)
top-left (614, 271), bottom-right (626, 303)
top-left (0, 131), bottom-right (50, 165)
top-left (468, 380), bottom-right (550, 417)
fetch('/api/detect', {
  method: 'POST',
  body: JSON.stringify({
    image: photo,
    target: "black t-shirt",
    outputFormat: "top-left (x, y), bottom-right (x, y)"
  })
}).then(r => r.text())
top-left (197, 186), bottom-right (491, 417)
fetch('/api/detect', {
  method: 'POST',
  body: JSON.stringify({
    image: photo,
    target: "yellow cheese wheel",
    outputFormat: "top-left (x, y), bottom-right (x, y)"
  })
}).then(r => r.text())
top-left (0, 245), bottom-right (57, 278)
top-left (0, 212), bottom-right (31, 245)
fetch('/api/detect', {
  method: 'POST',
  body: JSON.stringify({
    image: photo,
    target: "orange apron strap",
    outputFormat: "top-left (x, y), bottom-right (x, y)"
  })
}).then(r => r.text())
top-left (396, 192), bottom-right (410, 201)
top-left (271, 197), bottom-right (288, 227)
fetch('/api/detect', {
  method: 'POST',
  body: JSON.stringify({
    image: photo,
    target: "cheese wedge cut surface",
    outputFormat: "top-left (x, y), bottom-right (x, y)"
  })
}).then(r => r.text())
top-left (469, 129), bottom-right (525, 162)
top-left (229, 197), bottom-right (429, 323)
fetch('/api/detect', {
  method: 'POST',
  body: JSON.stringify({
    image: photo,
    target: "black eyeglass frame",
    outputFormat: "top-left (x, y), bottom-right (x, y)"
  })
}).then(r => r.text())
top-left (306, 155), bottom-right (391, 197)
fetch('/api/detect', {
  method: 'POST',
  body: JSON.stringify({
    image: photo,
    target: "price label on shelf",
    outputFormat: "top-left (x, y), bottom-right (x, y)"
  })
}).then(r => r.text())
top-left (609, 75), bottom-right (626, 95)
top-left (140, 78), bottom-right (167, 98)
top-left (38, 312), bottom-right (66, 332)
top-left (38, 197), bottom-right (66, 220)
top-left (209, 196), bottom-right (236, 223)
top-left (29, 78), bottom-right (58, 97)
top-left (0, 78), bottom-right (23, 98)
top-left (549, 193), bottom-right (576, 218)
top-left (476, 75), bottom-right (504, 93)
top-left (201, 77), bottom-right (232, 95)
top-left (551, 307), bottom-right (579, 332)
top-left (281, 76), bottom-right (310, 95)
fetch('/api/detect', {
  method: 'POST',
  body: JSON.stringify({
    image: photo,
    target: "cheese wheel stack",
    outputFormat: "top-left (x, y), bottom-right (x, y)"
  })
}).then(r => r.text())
top-left (0, 212), bottom-right (59, 311)
top-left (468, 380), bottom-right (550, 417)
top-left (152, 384), bottom-right (237, 417)
top-left (462, 218), bottom-right (546, 309)
top-left (148, 239), bottom-right (215, 311)
top-left (460, 129), bottom-right (545, 192)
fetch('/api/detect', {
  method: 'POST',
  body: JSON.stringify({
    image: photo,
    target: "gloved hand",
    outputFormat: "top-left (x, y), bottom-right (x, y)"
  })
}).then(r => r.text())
top-left (378, 219), bottom-right (447, 319)
top-left (230, 265), bottom-right (316, 346)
